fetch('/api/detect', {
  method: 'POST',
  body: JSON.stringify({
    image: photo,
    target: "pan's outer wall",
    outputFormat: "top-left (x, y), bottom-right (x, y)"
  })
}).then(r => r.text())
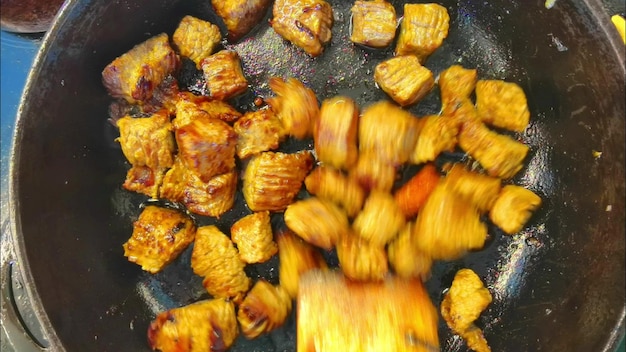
top-left (10, 0), bottom-right (625, 351)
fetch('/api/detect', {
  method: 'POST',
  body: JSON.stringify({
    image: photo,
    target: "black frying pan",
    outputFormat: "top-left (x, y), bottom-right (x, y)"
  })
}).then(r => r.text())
top-left (4, 0), bottom-right (625, 351)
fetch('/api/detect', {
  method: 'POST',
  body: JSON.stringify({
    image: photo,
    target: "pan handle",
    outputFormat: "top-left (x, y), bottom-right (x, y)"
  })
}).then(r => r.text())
top-left (1, 242), bottom-right (48, 351)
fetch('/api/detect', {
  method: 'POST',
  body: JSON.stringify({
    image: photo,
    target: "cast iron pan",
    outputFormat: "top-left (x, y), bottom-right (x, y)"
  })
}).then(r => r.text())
top-left (6, 0), bottom-right (625, 351)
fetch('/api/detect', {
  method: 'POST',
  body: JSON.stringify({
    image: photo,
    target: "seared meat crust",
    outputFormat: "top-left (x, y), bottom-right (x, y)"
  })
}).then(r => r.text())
top-left (395, 3), bottom-right (450, 62)
top-left (270, 0), bottom-right (334, 56)
top-left (350, 0), bottom-right (397, 48)
top-left (230, 211), bottom-right (278, 263)
top-left (237, 280), bottom-right (292, 339)
top-left (173, 15), bottom-right (222, 68)
top-left (212, 0), bottom-right (272, 41)
top-left (374, 55), bottom-right (435, 107)
top-left (201, 50), bottom-right (249, 101)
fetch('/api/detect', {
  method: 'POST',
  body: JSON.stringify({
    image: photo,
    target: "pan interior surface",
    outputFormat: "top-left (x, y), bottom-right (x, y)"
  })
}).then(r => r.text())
top-left (9, 0), bottom-right (625, 351)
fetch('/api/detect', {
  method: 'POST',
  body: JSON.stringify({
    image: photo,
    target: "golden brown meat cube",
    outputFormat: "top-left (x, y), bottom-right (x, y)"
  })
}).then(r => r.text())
top-left (350, 0), bottom-right (397, 48)
top-left (374, 55), bottom-right (435, 107)
top-left (212, 0), bottom-right (272, 41)
top-left (314, 96), bottom-right (359, 170)
top-left (237, 280), bottom-right (292, 339)
top-left (298, 271), bottom-right (439, 352)
top-left (353, 190), bottom-right (406, 246)
top-left (439, 65), bottom-right (478, 115)
top-left (173, 15), bottom-right (222, 68)
top-left (441, 268), bottom-right (492, 352)
top-left (475, 80), bottom-right (531, 132)
top-left (349, 151), bottom-right (397, 193)
top-left (201, 50), bottom-right (249, 101)
top-left (336, 231), bottom-right (388, 281)
top-left (443, 164), bottom-right (502, 213)
top-left (230, 211), bottom-right (278, 263)
top-left (174, 92), bottom-right (242, 126)
top-left (387, 222), bottom-right (432, 280)
top-left (284, 197), bottom-right (350, 250)
top-left (414, 181), bottom-right (487, 260)
top-left (242, 151), bottom-right (313, 212)
top-left (102, 33), bottom-right (179, 105)
top-left (122, 205), bottom-right (195, 274)
top-left (175, 117), bottom-right (237, 182)
top-left (489, 185), bottom-right (542, 234)
top-left (410, 114), bottom-right (459, 165)
top-left (270, 0), bottom-right (333, 56)
top-left (267, 77), bottom-right (320, 139)
top-left (234, 109), bottom-right (286, 159)
top-left (147, 298), bottom-right (238, 352)
top-left (304, 166), bottom-right (365, 217)
top-left (277, 230), bottom-right (328, 298)
top-left (122, 165), bottom-right (164, 199)
top-left (191, 225), bottom-right (251, 303)
top-left (395, 3), bottom-right (450, 63)
top-left (359, 100), bottom-right (420, 165)
top-left (458, 119), bottom-right (529, 179)
top-left (161, 158), bottom-right (237, 217)
top-left (116, 110), bottom-right (175, 170)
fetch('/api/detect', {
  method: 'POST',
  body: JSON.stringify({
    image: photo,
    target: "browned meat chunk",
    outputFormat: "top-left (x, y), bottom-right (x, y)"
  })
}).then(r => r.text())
top-left (387, 222), bottom-right (432, 280)
top-left (233, 109), bottom-right (286, 159)
top-left (175, 117), bottom-right (237, 182)
top-left (201, 50), bottom-right (248, 100)
top-left (441, 269), bottom-right (493, 352)
top-left (475, 80), bottom-right (530, 132)
top-left (350, 0), bottom-right (397, 48)
top-left (174, 92), bottom-right (242, 126)
top-left (242, 151), bottom-right (313, 211)
top-left (304, 166), bottom-right (365, 218)
top-left (173, 15), bottom-right (222, 68)
top-left (359, 100), bottom-right (420, 165)
top-left (414, 181), bottom-right (487, 260)
top-left (297, 271), bottom-right (440, 352)
top-left (191, 225), bottom-right (251, 303)
top-left (458, 119), bottom-right (529, 179)
top-left (489, 185), bottom-right (542, 234)
top-left (161, 157), bottom-right (237, 217)
top-left (443, 164), bottom-right (502, 213)
top-left (336, 231), bottom-right (388, 281)
top-left (349, 151), bottom-right (397, 193)
top-left (410, 114), bottom-right (459, 165)
top-left (148, 298), bottom-right (238, 352)
top-left (212, 0), bottom-right (272, 41)
top-left (277, 230), bottom-right (328, 298)
top-left (102, 33), bottom-right (179, 105)
top-left (396, 3), bottom-right (450, 63)
top-left (374, 55), bottom-right (435, 107)
top-left (314, 96), bottom-right (359, 170)
top-left (439, 65), bottom-right (478, 115)
top-left (230, 211), bottom-right (278, 263)
top-left (122, 165), bottom-right (164, 198)
top-left (353, 190), bottom-right (406, 246)
top-left (237, 280), bottom-right (292, 339)
top-left (270, 0), bottom-right (333, 56)
top-left (122, 205), bottom-right (195, 273)
top-left (284, 197), bottom-right (350, 250)
top-left (267, 77), bottom-right (319, 139)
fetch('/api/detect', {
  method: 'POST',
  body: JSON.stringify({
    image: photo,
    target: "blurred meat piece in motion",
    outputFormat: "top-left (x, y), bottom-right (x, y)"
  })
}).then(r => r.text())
top-left (489, 185), bottom-right (542, 234)
top-left (267, 77), bottom-right (320, 139)
top-left (441, 268), bottom-right (492, 352)
top-left (315, 96), bottom-right (359, 170)
top-left (237, 280), bottom-right (292, 339)
top-left (147, 298), bottom-right (238, 352)
top-left (173, 15), bottom-right (222, 68)
top-left (350, 0), bottom-right (397, 48)
top-left (475, 80), bottom-right (530, 132)
top-left (284, 197), bottom-right (350, 250)
top-left (201, 50), bottom-right (249, 100)
top-left (443, 164), bottom-right (501, 214)
top-left (123, 205), bottom-right (195, 273)
top-left (439, 65), bottom-right (477, 116)
top-left (336, 231), bottom-right (388, 281)
top-left (410, 114), bottom-right (458, 165)
top-left (234, 109), bottom-right (286, 159)
top-left (353, 190), bottom-right (406, 246)
top-left (396, 3), bottom-right (450, 63)
top-left (102, 33), bottom-right (179, 105)
top-left (270, 0), bottom-right (333, 56)
top-left (374, 55), bottom-right (435, 107)
top-left (305, 166), bottom-right (365, 217)
top-left (243, 151), bottom-right (313, 211)
top-left (212, 0), bottom-right (272, 41)
top-left (174, 92), bottom-right (242, 125)
top-left (277, 230), bottom-right (328, 298)
top-left (297, 270), bottom-right (439, 352)
top-left (349, 151), bottom-right (397, 193)
top-left (230, 211), bottom-right (278, 263)
top-left (191, 225), bottom-right (251, 303)
top-left (387, 222), bottom-right (432, 280)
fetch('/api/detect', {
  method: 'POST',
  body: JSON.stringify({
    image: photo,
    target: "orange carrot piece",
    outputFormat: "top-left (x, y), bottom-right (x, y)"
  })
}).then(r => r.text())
top-left (394, 163), bottom-right (440, 218)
